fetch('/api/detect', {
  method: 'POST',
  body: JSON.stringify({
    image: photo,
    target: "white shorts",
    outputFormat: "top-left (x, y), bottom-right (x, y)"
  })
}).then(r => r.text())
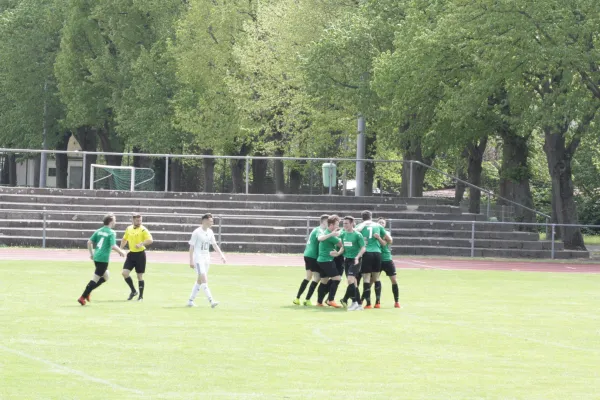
top-left (194, 255), bottom-right (211, 275)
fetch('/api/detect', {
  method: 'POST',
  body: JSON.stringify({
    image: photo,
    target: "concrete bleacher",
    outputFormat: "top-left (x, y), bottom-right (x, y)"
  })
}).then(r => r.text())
top-left (0, 187), bottom-right (589, 259)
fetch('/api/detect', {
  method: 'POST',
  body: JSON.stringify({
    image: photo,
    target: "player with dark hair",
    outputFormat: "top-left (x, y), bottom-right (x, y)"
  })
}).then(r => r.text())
top-left (377, 217), bottom-right (400, 308)
top-left (78, 214), bottom-right (125, 305)
top-left (338, 216), bottom-right (366, 311)
top-left (316, 215), bottom-right (343, 308)
top-left (120, 212), bottom-right (153, 301)
top-left (293, 214), bottom-right (329, 306)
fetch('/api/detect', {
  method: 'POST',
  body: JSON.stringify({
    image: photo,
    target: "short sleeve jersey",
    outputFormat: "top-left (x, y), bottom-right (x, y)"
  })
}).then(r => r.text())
top-left (123, 225), bottom-right (152, 252)
top-left (317, 229), bottom-right (341, 262)
top-left (89, 226), bottom-right (116, 263)
top-left (340, 230), bottom-right (365, 259)
top-left (357, 221), bottom-right (385, 253)
top-left (381, 230), bottom-right (392, 261)
top-left (189, 227), bottom-right (214, 261)
top-left (303, 227), bottom-right (324, 259)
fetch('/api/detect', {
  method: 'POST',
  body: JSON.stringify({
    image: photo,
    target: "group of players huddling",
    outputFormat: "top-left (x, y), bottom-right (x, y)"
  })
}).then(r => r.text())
top-left (293, 210), bottom-right (400, 311)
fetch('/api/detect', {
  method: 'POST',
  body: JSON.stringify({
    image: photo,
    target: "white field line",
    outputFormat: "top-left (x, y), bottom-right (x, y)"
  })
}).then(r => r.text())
top-left (0, 344), bottom-right (144, 396)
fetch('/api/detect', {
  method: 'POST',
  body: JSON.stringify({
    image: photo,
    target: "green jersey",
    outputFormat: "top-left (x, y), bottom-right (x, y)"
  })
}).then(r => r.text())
top-left (317, 229), bottom-right (341, 262)
top-left (381, 229), bottom-right (392, 261)
top-left (356, 221), bottom-right (385, 253)
top-left (89, 226), bottom-right (116, 263)
top-left (303, 227), bottom-right (324, 259)
top-left (340, 230), bottom-right (365, 259)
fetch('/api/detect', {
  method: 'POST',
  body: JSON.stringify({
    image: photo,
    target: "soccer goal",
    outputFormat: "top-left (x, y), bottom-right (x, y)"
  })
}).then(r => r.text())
top-left (90, 164), bottom-right (156, 191)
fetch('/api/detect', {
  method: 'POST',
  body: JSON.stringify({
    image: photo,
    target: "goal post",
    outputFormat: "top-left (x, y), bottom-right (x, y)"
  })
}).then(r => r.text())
top-left (90, 164), bottom-right (156, 191)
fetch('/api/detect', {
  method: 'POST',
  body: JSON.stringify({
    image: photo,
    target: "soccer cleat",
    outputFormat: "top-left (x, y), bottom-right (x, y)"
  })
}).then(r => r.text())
top-left (77, 296), bottom-right (86, 306)
top-left (356, 305), bottom-right (364, 311)
top-left (187, 300), bottom-right (196, 307)
top-left (293, 298), bottom-right (301, 305)
top-left (339, 298), bottom-right (348, 308)
top-left (326, 300), bottom-right (342, 308)
top-left (394, 302), bottom-right (401, 308)
top-left (374, 303), bottom-right (381, 309)
top-left (347, 302), bottom-right (359, 311)
top-left (137, 297), bottom-right (143, 302)
top-left (210, 301), bottom-right (219, 308)
top-left (85, 294), bottom-right (91, 302)
top-left (127, 291), bottom-right (138, 301)
top-left (364, 305), bottom-right (373, 309)
top-left (316, 303), bottom-right (326, 307)
top-left (303, 299), bottom-right (313, 306)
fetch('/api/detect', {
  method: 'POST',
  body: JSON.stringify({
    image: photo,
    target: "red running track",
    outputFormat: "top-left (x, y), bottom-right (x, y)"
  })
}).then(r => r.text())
top-left (1, 248), bottom-right (599, 273)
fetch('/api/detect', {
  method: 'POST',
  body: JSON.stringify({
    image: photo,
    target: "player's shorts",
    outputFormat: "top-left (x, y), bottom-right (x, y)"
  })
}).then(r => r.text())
top-left (193, 254), bottom-right (211, 275)
top-left (94, 261), bottom-right (109, 277)
top-left (123, 251), bottom-right (146, 273)
top-left (344, 258), bottom-right (361, 277)
top-left (304, 256), bottom-right (319, 272)
top-left (381, 260), bottom-right (396, 277)
top-left (334, 255), bottom-right (344, 276)
top-left (361, 252), bottom-right (382, 274)
top-left (317, 260), bottom-right (339, 278)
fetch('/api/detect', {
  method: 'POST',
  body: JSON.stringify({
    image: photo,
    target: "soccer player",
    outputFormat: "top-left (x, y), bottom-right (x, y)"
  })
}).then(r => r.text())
top-left (377, 218), bottom-right (400, 308)
top-left (120, 212), bottom-right (153, 301)
top-left (338, 216), bottom-right (366, 311)
top-left (355, 210), bottom-right (387, 309)
top-left (187, 213), bottom-right (227, 308)
top-left (78, 214), bottom-right (125, 305)
top-left (316, 215), bottom-right (343, 308)
top-left (293, 214), bottom-right (329, 306)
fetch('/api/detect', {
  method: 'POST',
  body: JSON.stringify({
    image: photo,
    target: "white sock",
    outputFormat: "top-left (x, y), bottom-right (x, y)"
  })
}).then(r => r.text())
top-left (189, 283), bottom-right (201, 301)
top-left (200, 283), bottom-right (213, 302)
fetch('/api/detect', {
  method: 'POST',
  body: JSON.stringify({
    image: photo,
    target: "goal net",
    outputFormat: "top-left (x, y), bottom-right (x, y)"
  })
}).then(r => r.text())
top-left (90, 164), bottom-right (156, 191)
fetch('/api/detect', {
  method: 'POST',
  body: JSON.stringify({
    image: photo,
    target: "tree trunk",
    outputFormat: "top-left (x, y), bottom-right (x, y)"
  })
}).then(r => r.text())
top-left (132, 147), bottom-right (152, 168)
top-left (400, 137), bottom-right (433, 197)
top-left (6, 154), bottom-right (17, 186)
top-left (251, 158), bottom-right (268, 194)
top-left (169, 158), bottom-right (182, 192)
top-left (75, 126), bottom-right (98, 188)
top-left (229, 144), bottom-right (249, 193)
top-left (454, 151), bottom-right (468, 206)
top-left (0, 155), bottom-right (8, 185)
top-left (364, 133), bottom-right (376, 195)
top-left (498, 131), bottom-right (535, 229)
top-left (273, 150), bottom-right (285, 194)
top-left (467, 137), bottom-right (488, 214)
top-left (55, 132), bottom-right (71, 189)
top-left (33, 155), bottom-right (41, 187)
top-left (289, 161), bottom-right (304, 194)
top-left (203, 156), bottom-right (215, 193)
top-left (97, 126), bottom-right (123, 166)
top-left (543, 129), bottom-right (585, 250)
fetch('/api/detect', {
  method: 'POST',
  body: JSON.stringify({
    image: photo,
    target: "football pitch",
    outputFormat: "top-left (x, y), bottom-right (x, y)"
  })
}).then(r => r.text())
top-left (1, 260), bottom-right (599, 400)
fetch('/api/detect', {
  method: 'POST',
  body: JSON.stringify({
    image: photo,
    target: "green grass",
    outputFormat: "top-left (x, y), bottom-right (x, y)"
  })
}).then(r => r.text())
top-left (539, 233), bottom-right (600, 245)
top-left (1, 261), bottom-right (599, 400)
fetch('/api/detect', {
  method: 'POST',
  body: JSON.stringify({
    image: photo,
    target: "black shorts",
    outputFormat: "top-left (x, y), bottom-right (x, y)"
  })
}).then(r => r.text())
top-left (304, 256), bottom-right (319, 272)
top-left (344, 258), bottom-right (361, 277)
top-left (381, 260), bottom-right (397, 277)
top-left (94, 261), bottom-right (109, 277)
top-left (361, 252), bottom-right (382, 274)
top-left (317, 260), bottom-right (339, 278)
top-left (334, 255), bottom-right (344, 276)
top-left (123, 251), bottom-right (146, 273)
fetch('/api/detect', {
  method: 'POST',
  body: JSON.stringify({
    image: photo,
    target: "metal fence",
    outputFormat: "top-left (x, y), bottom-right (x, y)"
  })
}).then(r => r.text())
top-left (26, 209), bottom-right (597, 259)
top-left (0, 148), bottom-right (550, 225)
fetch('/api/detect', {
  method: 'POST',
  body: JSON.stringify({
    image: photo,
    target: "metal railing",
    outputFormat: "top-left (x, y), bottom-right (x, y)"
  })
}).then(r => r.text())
top-left (4, 209), bottom-right (594, 259)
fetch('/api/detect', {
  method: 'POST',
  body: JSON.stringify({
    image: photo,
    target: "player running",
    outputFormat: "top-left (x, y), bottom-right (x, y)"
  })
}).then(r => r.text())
top-left (78, 214), bottom-right (125, 305)
top-left (187, 213), bottom-right (227, 308)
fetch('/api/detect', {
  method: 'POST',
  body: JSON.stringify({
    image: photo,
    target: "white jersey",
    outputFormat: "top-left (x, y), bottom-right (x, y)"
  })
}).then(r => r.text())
top-left (188, 227), bottom-right (214, 262)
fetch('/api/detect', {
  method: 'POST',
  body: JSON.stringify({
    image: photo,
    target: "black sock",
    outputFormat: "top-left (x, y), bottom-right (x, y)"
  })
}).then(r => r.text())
top-left (138, 280), bottom-right (145, 297)
top-left (125, 276), bottom-right (136, 292)
top-left (82, 280), bottom-right (97, 298)
top-left (392, 283), bottom-right (399, 302)
top-left (305, 281), bottom-right (318, 300)
top-left (325, 280), bottom-right (333, 291)
top-left (328, 280), bottom-right (341, 302)
top-left (92, 277), bottom-right (106, 292)
top-left (343, 283), bottom-right (357, 303)
top-left (356, 285), bottom-right (361, 302)
top-left (363, 282), bottom-right (371, 306)
top-left (375, 281), bottom-right (382, 304)
top-left (317, 283), bottom-right (328, 304)
top-left (296, 279), bottom-right (309, 299)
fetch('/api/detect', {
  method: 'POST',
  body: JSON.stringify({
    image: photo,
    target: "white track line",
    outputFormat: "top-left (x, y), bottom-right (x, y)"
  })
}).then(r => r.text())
top-left (0, 345), bottom-right (144, 396)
